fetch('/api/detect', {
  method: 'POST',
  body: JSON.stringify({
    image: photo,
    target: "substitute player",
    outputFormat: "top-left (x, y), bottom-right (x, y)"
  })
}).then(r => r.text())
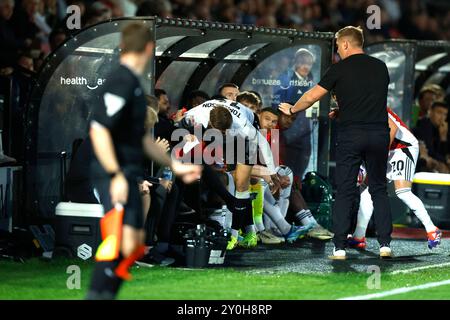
top-left (348, 107), bottom-right (442, 252)
top-left (178, 98), bottom-right (280, 247)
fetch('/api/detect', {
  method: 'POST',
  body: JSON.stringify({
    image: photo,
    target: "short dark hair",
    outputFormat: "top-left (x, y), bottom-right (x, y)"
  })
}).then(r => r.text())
top-left (218, 83), bottom-right (239, 94)
top-left (154, 88), bottom-right (167, 99)
top-left (136, 0), bottom-right (171, 16)
top-left (187, 90), bottom-right (210, 106)
top-left (120, 22), bottom-right (153, 54)
top-left (49, 28), bottom-right (66, 45)
top-left (236, 91), bottom-right (261, 107)
top-left (260, 107), bottom-right (279, 117)
top-left (248, 90), bottom-right (262, 101)
top-left (211, 94), bottom-right (226, 100)
top-left (188, 90), bottom-right (209, 100)
top-left (431, 101), bottom-right (448, 110)
top-left (210, 106), bottom-right (233, 131)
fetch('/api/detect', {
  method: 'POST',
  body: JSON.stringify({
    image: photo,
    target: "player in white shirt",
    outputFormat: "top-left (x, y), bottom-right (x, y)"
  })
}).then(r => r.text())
top-left (179, 98), bottom-right (281, 248)
top-left (349, 107), bottom-right (442, 252)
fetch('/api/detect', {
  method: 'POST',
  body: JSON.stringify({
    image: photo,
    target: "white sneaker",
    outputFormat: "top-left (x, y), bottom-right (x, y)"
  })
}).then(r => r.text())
top-left (380, 245), bottom-right (392, 258)
top-left (307, 224), bottom-right (334, 240)
top-left (328, 247), bottom-right (346, 260)
top-left (258, 230), bottom-right (284, 244)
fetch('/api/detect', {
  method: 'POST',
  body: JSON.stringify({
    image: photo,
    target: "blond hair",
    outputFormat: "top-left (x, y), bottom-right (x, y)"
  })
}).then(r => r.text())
top-left (335, 26), bottom-right (364, 48)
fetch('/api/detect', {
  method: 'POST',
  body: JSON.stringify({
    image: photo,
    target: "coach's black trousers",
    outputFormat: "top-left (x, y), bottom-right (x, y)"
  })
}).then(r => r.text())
top-left (333, 125), bottom-right (392, 249)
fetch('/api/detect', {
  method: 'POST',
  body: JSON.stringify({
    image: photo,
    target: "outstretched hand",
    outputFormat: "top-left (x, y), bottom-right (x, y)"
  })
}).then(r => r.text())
top-left (172, 160), bottom-right (202, 184)
top-left (278, 103), bottom-right (294, 115)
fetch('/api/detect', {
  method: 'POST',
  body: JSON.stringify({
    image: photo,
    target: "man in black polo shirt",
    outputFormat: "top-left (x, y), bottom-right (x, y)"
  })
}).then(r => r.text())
top-left (87, 23), bottom-right (201, 300)
top-left (279, 26), bottom-right (392, 260)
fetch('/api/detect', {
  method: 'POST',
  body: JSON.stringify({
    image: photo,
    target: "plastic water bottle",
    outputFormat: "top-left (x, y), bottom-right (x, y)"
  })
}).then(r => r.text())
top-left (162, 166), bottom-right (173, 181)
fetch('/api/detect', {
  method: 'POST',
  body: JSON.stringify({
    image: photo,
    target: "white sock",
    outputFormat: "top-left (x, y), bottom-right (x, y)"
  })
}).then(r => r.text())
top-left (231, 229), bottom-right (239, 238)
top-left (295, 209), bottom-right (316, 226)
top-left (224, 207), bottom-right (233, 230)
top-left (263, 183), bottom-right (276, 205)
top-left (277, 167), bottom-right (293, 217)
top-left (236, 190), bottom-right (250, 199)
top-left (353, 187), bottom-right (373, 239)
top-left (396, 188), bottom-right (436, 233)
top-left (245, 225), bottom-right (256, 234)
top-left (263, 214), bottom-right (281, 236)
top-left (226, 172), bottom-right (235, 194)
top-left (255, 222), bottom-right (265, 232)
top-left (278, 197), bottom-right (289, 218)
top-left (263, 201), bottom-right (291, 235)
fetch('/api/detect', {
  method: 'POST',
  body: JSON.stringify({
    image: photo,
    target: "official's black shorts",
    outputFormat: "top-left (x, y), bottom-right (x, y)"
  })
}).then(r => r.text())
top-left (92, 176), bottom-right (144, 229)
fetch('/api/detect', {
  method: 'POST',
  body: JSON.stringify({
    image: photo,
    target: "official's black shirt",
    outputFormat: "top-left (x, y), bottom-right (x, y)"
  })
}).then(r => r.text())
top-left (319, 54), bottom-right (390, 129)
top-left (91, 64), bottom-right (146, 177)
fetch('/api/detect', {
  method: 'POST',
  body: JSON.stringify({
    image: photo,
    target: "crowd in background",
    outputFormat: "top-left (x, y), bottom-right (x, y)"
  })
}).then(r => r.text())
top-left (1, 0), bottom-right (450, 73)
top-left (0, 0), bottom-right (449, 172)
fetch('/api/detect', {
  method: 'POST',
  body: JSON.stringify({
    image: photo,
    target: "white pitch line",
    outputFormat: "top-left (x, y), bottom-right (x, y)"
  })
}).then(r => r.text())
top-left (339, 279), bottom-right (450, 300)
top-left (390, 262), bottom-right (450, 275)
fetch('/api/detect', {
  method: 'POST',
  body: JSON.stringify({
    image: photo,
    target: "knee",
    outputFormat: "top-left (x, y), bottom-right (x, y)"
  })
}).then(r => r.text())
top-left (121, 238), bottom-right (139, 258)
top-left (235, 179), bottom-right (249, 192)
top-left (395, 188), bottom-right (414, 202)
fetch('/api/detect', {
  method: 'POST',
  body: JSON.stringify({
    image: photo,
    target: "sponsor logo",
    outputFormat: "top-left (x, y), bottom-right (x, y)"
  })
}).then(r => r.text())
top-left (77, 244), bottom-right (92, 260)
top-left (60, 77), bottom-right (106, 90)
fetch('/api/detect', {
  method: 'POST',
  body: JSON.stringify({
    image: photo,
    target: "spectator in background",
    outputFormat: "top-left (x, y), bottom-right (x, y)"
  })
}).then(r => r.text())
top-left (136, 0), bottom-right (172, 17)
top-left (8, 52), bottom-right (35, 162)
top-left (17, 53), bottom-right (35, 73)
top-left (12, 0), bottom-right (52, 51)
top-left (414, 101), bottom-right (449, 173)
top-left (49, 27), bottom-right (66, 52)
top-left (191, 0), bottom-right (212, 21)
top-left (218, 1), bottom-right (237, 24)
top-left (43, 0), bottom-right (59, 29)
top-left (90, 1), bottom-right (112, 20)
top-left (0, 0), bottom-right (32, 69)
top-left (117, 0), bottom-right (137, 17)
top-left (238, 0), bottom-right (257, 25)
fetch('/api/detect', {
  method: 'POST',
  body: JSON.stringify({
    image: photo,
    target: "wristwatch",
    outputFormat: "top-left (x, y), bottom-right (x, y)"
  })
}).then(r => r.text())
top-left (289, 106), bottom-right (295, 115)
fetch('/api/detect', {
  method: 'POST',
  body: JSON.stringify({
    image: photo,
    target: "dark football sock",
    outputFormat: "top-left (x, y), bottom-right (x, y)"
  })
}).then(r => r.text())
top-left (86, 260), bottom-right (123, 300)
